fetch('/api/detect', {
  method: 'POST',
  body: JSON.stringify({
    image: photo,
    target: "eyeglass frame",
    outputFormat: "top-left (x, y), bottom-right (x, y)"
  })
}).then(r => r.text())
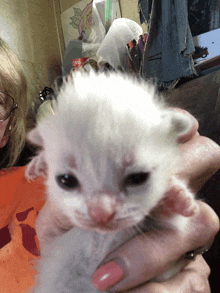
top-left (0, 91), bottom-right (18, 122)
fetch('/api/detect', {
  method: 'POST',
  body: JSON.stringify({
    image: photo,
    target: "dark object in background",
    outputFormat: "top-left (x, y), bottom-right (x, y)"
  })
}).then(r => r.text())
top-left (62, 39), bottom-right (83, 76)
top-left (39, 87), bottom-right (54, 103)
top-left (14, 143), bottom-right (39, 167)
top-left (0, 142), bottom-right (38, 169)
top-left (188, 0), bottom-right (211, 36)
top-left (192, 46), bottom-right (209, 59)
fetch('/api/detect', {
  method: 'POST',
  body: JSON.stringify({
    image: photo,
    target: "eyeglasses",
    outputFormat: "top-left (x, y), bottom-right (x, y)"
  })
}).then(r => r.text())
top-left (0, 91), bottom-right (18, 122)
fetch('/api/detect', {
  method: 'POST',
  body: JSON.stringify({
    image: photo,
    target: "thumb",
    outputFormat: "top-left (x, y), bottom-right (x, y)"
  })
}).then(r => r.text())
top-left (92, 201), bottom-right (219, 292)
top-left (92, 230), bottom-right (188, 292)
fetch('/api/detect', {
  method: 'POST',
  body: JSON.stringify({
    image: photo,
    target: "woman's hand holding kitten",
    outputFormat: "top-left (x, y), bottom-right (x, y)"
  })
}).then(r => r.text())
top-left (27, 70), bottom-right (220, 293)
top-left (32, 109), bottom-right (220, 292)
top-left (91, 110), bottom-right (220, 293)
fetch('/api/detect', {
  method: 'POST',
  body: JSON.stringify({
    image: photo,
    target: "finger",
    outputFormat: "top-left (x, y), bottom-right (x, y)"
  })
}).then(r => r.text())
top-left (92, 201), bottom-right (219, 292)
top-left (126, 282), bottom-right (170, 293)
top-left (169, 108), bottom-right (199, 144)
top-left (157, 255), bottom-right (211, 293)
top-left (126, 255), bottom-right (210, 293)
top-left (177, 135), bottom-right (220, 192)
top-left (170, 109), bottom-right (220, 191)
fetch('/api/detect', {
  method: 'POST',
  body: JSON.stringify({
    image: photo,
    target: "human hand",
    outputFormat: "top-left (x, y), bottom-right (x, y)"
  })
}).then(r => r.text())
top-left (124, 254), bottom-right (211, 293)
top-left (92, 111), bottom-right (220, 292)
top-left (138, 254), bottom-right (211, 293)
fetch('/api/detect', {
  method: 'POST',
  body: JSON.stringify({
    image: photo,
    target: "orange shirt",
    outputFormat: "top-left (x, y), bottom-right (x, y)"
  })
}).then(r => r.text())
top-left (0, 166), bottom-right (46, 292)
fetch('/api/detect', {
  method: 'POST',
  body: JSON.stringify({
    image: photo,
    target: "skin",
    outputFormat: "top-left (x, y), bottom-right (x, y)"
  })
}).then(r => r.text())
top-left (92, 111), bottom-right (220, 293)
top-left (0, 118), bottom-right (9, 148)
top-left (0, 92), bottom-right (10, 148)
top-left (125, 255), bottom-right (211, 293)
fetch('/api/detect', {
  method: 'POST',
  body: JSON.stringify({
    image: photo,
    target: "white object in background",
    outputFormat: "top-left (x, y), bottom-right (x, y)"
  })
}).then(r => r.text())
top-left (97, 18), bottom-right (143, 71)
top-left (61, 0), bottom-right (121, 48)
top-left (198, 27), bottom-right (220, 60)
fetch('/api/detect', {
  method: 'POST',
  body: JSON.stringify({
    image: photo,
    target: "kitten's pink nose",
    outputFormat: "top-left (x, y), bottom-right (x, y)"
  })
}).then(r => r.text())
top-left (88, 206), bottom-right (116, 224)
top-left (88, 195), bottom-right (117, 224)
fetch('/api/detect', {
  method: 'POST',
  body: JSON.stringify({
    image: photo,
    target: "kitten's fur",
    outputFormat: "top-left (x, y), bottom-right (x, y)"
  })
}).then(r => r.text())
top-left (26, 72), bottom-right (198, 292)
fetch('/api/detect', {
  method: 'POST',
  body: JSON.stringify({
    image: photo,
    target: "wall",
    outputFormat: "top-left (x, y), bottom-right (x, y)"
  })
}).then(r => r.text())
top-left (0, 0), bottom-right (64, 110)
top-left (59, 0), bottom-right (148, 32)
top-left (60, 0), bottom-right (82, 13)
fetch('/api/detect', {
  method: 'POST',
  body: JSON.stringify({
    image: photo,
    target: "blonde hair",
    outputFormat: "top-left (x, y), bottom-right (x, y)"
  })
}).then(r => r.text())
top-left (0, 38), bottom-right (28, 168)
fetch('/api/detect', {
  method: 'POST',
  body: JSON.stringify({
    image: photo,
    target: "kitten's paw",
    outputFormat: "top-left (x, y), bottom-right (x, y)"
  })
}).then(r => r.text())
top-left (163, 177), bottom-right (198, 217)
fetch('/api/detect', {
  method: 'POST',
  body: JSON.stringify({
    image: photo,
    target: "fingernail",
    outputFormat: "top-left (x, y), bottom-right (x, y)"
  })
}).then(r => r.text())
top-left (92, 261), bottom-right (124, 291)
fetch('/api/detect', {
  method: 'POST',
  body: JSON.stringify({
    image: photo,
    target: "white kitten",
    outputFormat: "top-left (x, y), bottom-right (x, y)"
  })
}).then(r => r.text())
top-left (26, 72), bottom-right (198, 292)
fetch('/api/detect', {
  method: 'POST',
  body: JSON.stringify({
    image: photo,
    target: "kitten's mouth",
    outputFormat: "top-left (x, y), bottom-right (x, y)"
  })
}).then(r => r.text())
top-left (75, 215), bottom-right (137, 232)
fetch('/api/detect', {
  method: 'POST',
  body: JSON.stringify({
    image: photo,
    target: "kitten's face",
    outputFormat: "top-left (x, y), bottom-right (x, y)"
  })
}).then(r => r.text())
top-left (45, 137), bottom-right (176, 233)
top-left (35, 72), bottom-right (191, 233)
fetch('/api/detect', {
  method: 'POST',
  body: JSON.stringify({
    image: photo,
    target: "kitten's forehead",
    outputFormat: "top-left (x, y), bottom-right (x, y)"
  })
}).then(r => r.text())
top-left (40, 72), bottom-right (176, 169)
top-left (56, 72), bottom-right (164, 131)
top-left (56, 137), bottom-right (136, 171)
top-left (50, 137), bottom-right (166, 176)
top-left (50, 88), bottom-right (165, 156)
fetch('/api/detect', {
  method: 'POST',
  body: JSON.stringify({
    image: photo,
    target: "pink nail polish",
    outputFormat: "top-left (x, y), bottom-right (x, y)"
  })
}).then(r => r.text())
top-left (92, 261), bottom-right (124, 291)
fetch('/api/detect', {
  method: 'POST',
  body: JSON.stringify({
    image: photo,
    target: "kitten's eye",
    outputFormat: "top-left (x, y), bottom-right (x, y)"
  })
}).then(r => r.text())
top-left (56, 174), bottom-right (79, 190)
top-left (124, 172), bottom-right (149, 186)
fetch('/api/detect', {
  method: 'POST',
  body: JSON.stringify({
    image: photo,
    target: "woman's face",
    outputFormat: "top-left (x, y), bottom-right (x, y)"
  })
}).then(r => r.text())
top-left (0, 117), bottom-right (9, 148)
top-left (0, 91), bottom-right (10, 148)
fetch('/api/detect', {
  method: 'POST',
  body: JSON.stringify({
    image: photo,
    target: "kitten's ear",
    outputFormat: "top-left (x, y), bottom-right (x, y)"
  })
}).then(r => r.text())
top-left (25, 151), bottom-right (47, 181)
top-left (25, 128), bottom-right (47, 181)
top-left (168, 110), bottom-right (194, 140)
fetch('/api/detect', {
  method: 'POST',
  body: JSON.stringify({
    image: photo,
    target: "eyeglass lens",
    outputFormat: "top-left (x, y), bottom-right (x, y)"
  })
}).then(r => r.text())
top-left (0, 92), bottom-right (14, 121)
